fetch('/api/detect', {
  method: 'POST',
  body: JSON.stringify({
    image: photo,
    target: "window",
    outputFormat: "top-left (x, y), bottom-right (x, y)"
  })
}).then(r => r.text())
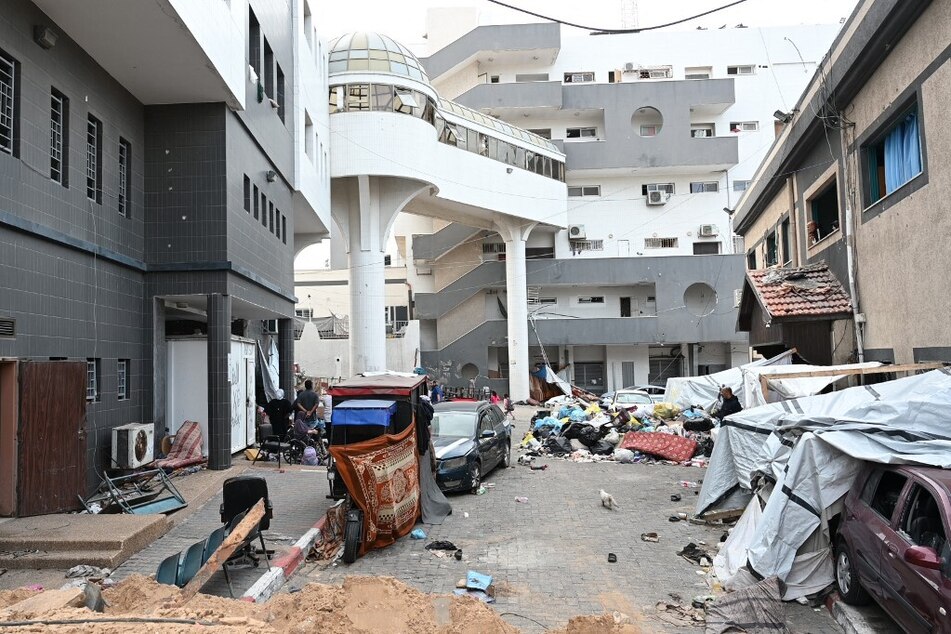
top-left (578, 296), bottom-right (604, 304)
top-left (566, 127), bottom-right (597, 140)
top-left (263, 40), bottom-right (274, 97)
top-left (489, 75), bottom-right (500, 83)
top-left (864, 105), bottom-right (922, 205)
top-left (620, 297), bottom-right (631, 317)
top-left (637, 66), bottom-right (672, 80)
top-left (515, 73), bottom-right (548, 82)
top-left (282, 215), bottom-right (287, 244)
top-left (50, 89), bottom-right (68, 185)
top-left (346, 84), bottom-right (369, 111)
top-left (527, 128), bottom-right (551, 139)
top-left (685, 66), bottom-right (712, 80)
top-left (693, 242), bottom-right (721, 255)
top-left (765, 231), bottom-right (778, 267)
top-left (645, 237), bottom-right (678, 249)
top-left (86, 115), bottom-right (102, 203)
top-left (248, 9), bottom-right (261, 78)
top-left (243, 175), bottom-right (251, 212)
top-left (564, 72), bottom-right (594, 83)
top-left (727, 65), bottom-right (755, 75)
top-left (526, 247), bottom-right (554, 259)
top-left (901, 485), bottom-right (947, 555)
top-left (253, 185), bottom-right (259, 220)
top-left (730, 121), bottom-right (759, 132)
top-left (639, 125), bottom-right (659, 137)
top-left (276, 65), bottom-right (285, 122)
top-left (86, 358), bottom-right (100, 402)
top-left (808, 179), bottom-right (839, 244)
top-left (572, 240), bottom-right (604, 251)
top-left (528, 297), bottom-right (557, 306)
top-left (0, 49), bottom-right (18, 156)
top-left (268, 201), bottom-right (275, 233)
top-left (482, 242), bottom-right (505, 254)
top-left (690, 181), bottom-right (719, 193)
top-left (261, 192), bottom-right (267, 226)
top-left (116, 138), bottom-right (132, 217)
top-left (567, 185), bottom-right (600, 197)
top-left (642, 183), bottom-right (675, 195)
top-left (690, 124), bottom-right (715, 138)
top-left (865, 470), bottom-right (907, 522)
top-left (780, 218), bottom-right (791, 265)
top-left (747, 250), bottom-right (757, 269)
top-left (275, 210), bottom-right (281, 240)
top-left (117, 359), bottom-right (129, 401)
top-left (733, 180), bottom-right (751, 192)
top-left (295, 308), bottom-right (314, 320)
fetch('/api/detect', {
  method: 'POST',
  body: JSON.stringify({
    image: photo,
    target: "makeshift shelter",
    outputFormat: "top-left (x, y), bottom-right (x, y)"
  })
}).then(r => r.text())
top-left (699, 368), bottom-right (951, 600)
top-left (663, 350), bottom-right (795, 410)
top-left (529, 364), bottom-right (572, 403)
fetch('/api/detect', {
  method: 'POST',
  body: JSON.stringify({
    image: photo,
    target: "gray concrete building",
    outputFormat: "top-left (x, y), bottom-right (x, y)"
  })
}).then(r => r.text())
top-left (0, 0), bottom-right (329, 513)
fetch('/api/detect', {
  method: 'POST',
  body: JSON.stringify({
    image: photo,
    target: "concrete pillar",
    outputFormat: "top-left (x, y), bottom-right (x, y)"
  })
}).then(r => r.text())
top-left (278, 318), bottom-right (295, 398)
top-left (206, 293), bottom-right (231, 470)
top-left (152, 298), bottom-right (167, 439)
top-left (496, 220), bottom-right (536, 402)
top-left (349, 246), bottom-right (387, 373)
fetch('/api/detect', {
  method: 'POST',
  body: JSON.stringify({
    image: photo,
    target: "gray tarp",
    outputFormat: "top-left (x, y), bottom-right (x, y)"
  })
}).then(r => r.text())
top-left (663, 350), bottom-right (794, 410)
top-left (698, 368), bottom-right (951, 600)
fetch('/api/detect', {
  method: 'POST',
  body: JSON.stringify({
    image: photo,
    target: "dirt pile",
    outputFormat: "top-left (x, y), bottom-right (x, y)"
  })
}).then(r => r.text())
top-left (0, 575), bottom-right (519, 633)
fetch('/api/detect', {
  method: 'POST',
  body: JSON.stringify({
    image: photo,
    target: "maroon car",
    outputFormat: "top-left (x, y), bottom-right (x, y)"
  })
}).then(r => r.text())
top-left (836, 464), bottom-right (951, 633)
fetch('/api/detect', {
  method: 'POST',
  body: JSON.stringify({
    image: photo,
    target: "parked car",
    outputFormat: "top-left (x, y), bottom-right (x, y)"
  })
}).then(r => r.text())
top-left (611, 389), bottom-right (654, 409)
top-left (432, 401), bottom-right (511, 494)
top-left (631, 385), bottom-right (667, 403)
top-left (835, 464), bottom-right (951, 633)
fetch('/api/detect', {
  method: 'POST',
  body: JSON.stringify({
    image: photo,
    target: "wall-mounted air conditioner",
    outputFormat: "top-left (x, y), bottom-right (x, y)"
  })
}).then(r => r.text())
top-left (699, 224), bottom-right (719, 237)
top-left (647, 191), bottom-right (667, 206)
top-left (624, 62), bottom-right (635, 72)
top-left (568, 224), bottom-right (587, 240)
top-left (112, 423), bottom-right (154, 469)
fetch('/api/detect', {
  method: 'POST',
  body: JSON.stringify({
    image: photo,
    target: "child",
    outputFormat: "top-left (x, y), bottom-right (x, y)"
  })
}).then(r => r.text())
top-left (502, 393), bottom-right (516, 421)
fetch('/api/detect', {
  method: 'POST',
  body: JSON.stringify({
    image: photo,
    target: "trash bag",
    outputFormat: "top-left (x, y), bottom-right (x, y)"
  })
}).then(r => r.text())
top-left (545, 435), bottom-right (573, 455)
top-left (568, 408), bottom-right (588, 422)
top-left (652, 402), bottom-right (682, 420)
top-left (602, 429), bottom-right (621, 445)
top-left (577, 425), bottom-right (600, 447)
top-left (589, 440), bottom-right (615, 455)
top-left (569, 439), bottom-right (587, 452)
top-left (696, 437), bottom-right (715, 457)
top-left (561, 422), bottom-right (583, 440)
top-left (683, 418), bottom-right (714, 432)
top-left (614, 448), bottom-right (636, 463)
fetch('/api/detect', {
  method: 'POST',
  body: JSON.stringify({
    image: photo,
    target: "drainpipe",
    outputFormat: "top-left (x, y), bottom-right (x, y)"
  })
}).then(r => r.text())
top-left (839, 117), bottom-right (865, 364)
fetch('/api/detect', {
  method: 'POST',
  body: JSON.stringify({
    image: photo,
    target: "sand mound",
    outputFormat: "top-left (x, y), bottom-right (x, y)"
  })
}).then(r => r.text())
top-left (102, 574), bottom-right (181, 614)
top-left (0, 589), bottom-right (39, 609)
top-left (551, 614), bottom-right (645, 634)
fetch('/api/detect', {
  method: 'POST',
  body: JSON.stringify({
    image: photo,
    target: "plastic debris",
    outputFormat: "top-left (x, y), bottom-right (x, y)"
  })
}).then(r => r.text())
top-left (425, 540), bottom-right (458, 551)
top-left (410, 528), bottom-right (426, 540)
top-left (466, 571), bottom-right (492, 591)
top-left (476, 485), bottom-right (487, 495)
top-left (65, 565), bottom-right (111, 579)
top-left (514, 496), bottom-right (529, 503)
top-left (641, 532), bottom-right (659, 543)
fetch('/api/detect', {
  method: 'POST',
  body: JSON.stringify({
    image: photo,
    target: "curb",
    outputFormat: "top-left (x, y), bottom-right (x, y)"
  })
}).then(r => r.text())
top-left (827, 593), bottom-right (903, 634)
top-left (241, 516), bottom-right (326, 603)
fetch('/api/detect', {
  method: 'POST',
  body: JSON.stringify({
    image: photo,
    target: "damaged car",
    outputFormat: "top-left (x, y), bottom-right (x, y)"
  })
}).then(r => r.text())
top-left (432, 401), bottom-right (511, 494)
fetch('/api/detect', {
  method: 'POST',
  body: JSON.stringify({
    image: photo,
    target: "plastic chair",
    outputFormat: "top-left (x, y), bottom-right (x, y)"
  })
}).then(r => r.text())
top-left (203, 525), bottom-right (233, 596)
top-left (155, 552), bottom-right (181, 586)
top-left (176, 540), bottom-right (205, 587)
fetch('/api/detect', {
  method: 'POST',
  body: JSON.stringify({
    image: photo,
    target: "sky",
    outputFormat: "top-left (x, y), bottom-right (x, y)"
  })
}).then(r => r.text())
top-left (316, 0), bottom-right (861, 53)
top-left (296, 0), bottom-right (860, 269)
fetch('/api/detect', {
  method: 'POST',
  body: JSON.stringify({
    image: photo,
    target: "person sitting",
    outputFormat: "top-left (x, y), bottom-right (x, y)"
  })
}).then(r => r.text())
top-left (713, 387), bottom-right (743, 421)
top-left (293, 411), bottom-right (322, 443)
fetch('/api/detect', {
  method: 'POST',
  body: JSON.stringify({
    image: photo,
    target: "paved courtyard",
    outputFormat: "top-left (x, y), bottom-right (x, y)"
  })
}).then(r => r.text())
top-left (292, 440), bottom-right (840, 633)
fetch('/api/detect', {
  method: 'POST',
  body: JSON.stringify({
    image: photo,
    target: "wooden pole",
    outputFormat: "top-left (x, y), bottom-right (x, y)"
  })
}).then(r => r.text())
top-left (762, 362), bottom-right (944, 382)
top-left (178, 499), bottom-right (265, 602)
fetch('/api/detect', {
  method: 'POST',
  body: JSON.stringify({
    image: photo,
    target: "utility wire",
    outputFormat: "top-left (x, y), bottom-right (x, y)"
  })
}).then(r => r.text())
top-left (484, 0), bottom-right (749, 34)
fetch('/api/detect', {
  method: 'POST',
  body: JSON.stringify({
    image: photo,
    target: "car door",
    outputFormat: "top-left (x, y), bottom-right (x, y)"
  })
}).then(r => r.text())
top-left (849, 468), bottom-right (909, 603)
top-left (489, 406), bottom-right (507, 466)
top-left (880, 480), bottom-right (951, 634)
top-left (476, 412), bottom-right (496, 469)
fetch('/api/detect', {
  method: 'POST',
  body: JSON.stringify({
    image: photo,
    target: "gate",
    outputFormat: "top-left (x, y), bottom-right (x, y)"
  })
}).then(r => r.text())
top-left (17, 361), bottom-right (87, 516)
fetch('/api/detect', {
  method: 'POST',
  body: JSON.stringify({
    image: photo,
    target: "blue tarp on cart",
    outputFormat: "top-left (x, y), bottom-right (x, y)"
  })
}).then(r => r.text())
top-left (332, 399), bottom-right (398, 427)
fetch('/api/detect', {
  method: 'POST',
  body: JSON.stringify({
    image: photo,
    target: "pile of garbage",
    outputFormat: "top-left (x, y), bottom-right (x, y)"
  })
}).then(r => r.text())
top-left (518, 397), bottom-right (715, 467)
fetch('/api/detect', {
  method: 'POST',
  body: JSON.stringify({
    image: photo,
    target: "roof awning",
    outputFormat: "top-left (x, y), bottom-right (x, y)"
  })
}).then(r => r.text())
top-left (737, 263), bottom-right (853, 331)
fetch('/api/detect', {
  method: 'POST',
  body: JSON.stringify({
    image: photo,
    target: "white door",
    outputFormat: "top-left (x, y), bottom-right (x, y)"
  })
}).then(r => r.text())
top-left (618, 239), bottom-right (630, 257)
top-left (229, 350), bottom-right (245, 453)
top-left (245, 357), bottom-right (255, 446)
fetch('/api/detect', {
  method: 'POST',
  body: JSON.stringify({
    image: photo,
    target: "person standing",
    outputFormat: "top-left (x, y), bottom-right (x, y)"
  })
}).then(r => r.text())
top-left (430, 382), bottom-right (444, 404)
top-left (321, 386), bottom-right (333, 435)
top-left (502, 393), bottom-right (515, 421)
top-left (294, 380), bottom-right (321, 428)
top-left (263, 389), bottom-right (293, 438)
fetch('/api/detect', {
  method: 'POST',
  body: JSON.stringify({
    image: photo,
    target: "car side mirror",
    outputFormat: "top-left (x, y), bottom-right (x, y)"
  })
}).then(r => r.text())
top-left (480, 429), bottom-right (497, 439)
top-left (905, 545), bottom-right (943, 570)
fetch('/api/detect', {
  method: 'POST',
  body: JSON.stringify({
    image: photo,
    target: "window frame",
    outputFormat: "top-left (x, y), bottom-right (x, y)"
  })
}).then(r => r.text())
top-left (806, 171), bottom-right (841, 248)
top-left (642, 183), bottom-right (675, 195)
top-left (577, 296), bottom-right (605, 304)
top-left (765, 231), bottom-right (778, 267)
top-left (780, 217), bottom-right (791, 265)
top-left (684, 66), bottom-right (712, 80)
top-left (86, 114), bottom-right (103, 203)
top-left (243, 174), bottom-right (251, 213)
top-left (860, 100), bottom-right (923, 210)
top-left (644, 237), bottom-right (678, 249)
top-left (566, 127), bottom-right (597, 140)
top-left (563, 71), bottom-right (595, 83)
top-left (730, 121), bottom-right (759, 132)
top-left (86, 358), bottom-right (100, 402)
top-left (567, 185), bottom-right (601, 198)
top-left (118, 138), bottom-right (132, 217)
top-left (117, 359), bottom-right (129, 401)
top-left (689, 181), bottom-right (719, 194)
top-left (0, 48), bottom-right (19, 157)
top-left (727, 65), bottom-right (756, 76)
top-left (50, 88), bottom-right (69, 186)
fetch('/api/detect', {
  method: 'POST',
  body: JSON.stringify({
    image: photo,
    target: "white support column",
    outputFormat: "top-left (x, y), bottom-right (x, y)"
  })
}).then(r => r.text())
top-left (496, 220), bottom-right (536, 402)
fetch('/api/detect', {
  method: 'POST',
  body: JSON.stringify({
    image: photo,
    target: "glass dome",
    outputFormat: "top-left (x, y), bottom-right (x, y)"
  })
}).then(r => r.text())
top-left (328, 32), bottom-right (430, 84)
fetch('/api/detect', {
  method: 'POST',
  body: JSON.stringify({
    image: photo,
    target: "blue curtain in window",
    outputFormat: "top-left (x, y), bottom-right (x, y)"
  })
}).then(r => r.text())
top-left (884, 111), bottom-right (922, 194)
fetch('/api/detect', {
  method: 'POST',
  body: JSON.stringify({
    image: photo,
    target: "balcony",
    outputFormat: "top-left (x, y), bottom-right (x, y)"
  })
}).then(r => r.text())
top-left (561, 135), bottom-right (738, 172)
top-left (421, 23), bottom-right (561, 81)
top-left (455, 81), bottom-right (563, 112)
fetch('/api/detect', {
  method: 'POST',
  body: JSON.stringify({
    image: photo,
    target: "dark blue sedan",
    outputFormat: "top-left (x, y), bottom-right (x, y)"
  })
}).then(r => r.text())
top-left (432, 401), bottom-right (511, 493)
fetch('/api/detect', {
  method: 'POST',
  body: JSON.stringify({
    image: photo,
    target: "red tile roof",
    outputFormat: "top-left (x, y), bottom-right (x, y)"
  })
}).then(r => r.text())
top-left (747, 263), bottom-right (852, 320)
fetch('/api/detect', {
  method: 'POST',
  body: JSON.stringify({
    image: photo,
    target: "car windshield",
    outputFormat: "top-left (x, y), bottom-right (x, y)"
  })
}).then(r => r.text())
top-left (432, 412), bottom-right (476, 438)
top-left (615, 392), bottom-right (652, 405)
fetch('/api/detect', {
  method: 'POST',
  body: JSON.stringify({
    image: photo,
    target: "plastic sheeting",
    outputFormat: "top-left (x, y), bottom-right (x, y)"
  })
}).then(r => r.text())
top-left (698, 368), bottom-right (951, 600)
top-left (663, 350), bottom-right (794, 410)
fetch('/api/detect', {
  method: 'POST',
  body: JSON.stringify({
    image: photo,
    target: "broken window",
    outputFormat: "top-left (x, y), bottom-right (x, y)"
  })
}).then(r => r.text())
top-left (747, 250), bottom-right (757, 269)
top-left (780, 218), bottom-right (791, 265)
top-left (900, 485), bottom-right (947, 556)
top-left (863, 105), bottom-right (922, 205)
top-left (690, 125), bottom-right (715, 138)
top-left (808, 179), bottom-right (840, 244)
top-left (637, 66), bottom-right (672, 79)
top-left (346, 84), bottom-right (369, 111)
top-left (765, 231), bottom-right (778, 267)
top-left (566, 127), bottom-right (597, 140)
top-left (527, 128), bottom-right (551, 139)
top-left (578, 296), bottom-right (604, 304)
top-left (863, 469), bottom-right (907, 522)
top-left (730, 121), bottom-right (759, 132)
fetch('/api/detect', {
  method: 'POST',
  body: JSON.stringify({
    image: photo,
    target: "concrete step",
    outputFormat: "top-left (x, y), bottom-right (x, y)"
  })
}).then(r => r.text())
top-left (832, 598), bottom-right (903, 634)
top-left (0, 548), bottom-right (127, 570)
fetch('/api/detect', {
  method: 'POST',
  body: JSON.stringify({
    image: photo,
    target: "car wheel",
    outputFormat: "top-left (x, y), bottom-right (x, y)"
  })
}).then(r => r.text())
top-left (502, 442), bottom-right (511, 468)
top-left (469, 462), bottom-right (482, 494)
top-left (836, 539), bottom-right (871, 605)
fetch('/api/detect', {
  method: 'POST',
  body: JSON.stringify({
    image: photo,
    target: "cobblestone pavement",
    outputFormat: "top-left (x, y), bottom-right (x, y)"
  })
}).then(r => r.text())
top-left (115, 463), bottom-right (333, 596)
top-left (293, 429), bottom-right (841, 633)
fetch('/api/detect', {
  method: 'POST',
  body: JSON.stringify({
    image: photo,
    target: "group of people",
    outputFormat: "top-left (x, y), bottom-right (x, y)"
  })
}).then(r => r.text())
top-left (428, 382), bottom-right (515, 420)
top-left (261, 379), bottom-right (333, 465)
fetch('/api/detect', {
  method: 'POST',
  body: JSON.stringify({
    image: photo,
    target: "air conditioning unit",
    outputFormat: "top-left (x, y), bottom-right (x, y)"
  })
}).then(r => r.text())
top-left (647, 191), bottom-right (667, 206)
top-left (112, 423), bottom-right (154, 469)
top-left (624, 62), bottom-right (635, 72)
top-left (699, 224), bottom-right (719, 237)
top-left (568, 224), bottom-right (587, 240)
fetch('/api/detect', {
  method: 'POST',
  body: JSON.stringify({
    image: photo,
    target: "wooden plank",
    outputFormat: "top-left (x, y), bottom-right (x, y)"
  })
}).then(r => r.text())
top-left (178, 499), bottom-right (265, 602)
top-left (700, 507), bottom-right (746, 522)
top-left (760, 374), bottom-right (770, 402)
top-left (767, 363), bottom-right (944, 382)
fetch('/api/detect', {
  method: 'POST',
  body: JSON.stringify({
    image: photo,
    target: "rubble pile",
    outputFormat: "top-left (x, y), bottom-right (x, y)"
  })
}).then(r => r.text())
top-left (518, 396), bottom-right (715, 467)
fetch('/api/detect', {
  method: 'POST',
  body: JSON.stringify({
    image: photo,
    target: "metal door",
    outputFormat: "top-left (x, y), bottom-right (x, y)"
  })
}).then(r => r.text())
top-left (246, 358), bottom-right (255, 447)
top-left (573, 362), bottom-right (605, 395)
top-left (17, 361), bottom-right (87, 516)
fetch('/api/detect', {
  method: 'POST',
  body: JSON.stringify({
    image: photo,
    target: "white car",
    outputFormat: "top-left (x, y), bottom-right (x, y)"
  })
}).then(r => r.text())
top-left (611, 389), bottom-right (654, 409)
top-left (630, 385), bottom-right (667, 403)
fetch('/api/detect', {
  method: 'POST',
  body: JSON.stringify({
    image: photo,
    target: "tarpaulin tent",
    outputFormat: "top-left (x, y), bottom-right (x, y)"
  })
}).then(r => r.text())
top-left (698, 368), bottom-right (951, 600)
top-left (663, 350), bottom-right (794, 410)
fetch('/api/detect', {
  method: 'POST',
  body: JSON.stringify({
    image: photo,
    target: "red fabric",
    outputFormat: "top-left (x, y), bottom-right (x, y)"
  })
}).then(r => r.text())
top-left (619, 431), bottom-right (697, 462)
top-left (329, 423), bottom-right (420, 556)
top-left (155, 421), bottom-right (205, 469)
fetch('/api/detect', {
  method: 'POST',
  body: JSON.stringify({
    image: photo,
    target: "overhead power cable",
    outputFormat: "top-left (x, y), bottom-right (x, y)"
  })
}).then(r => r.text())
top-left (484, 0), bottom-right (749, 34)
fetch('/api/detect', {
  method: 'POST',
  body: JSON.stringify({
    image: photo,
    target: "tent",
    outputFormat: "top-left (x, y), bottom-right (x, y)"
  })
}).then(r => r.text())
top-left (699, 368), bottom-right (951, 600)
top-left (663, 350), bottom-right (794, 410)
